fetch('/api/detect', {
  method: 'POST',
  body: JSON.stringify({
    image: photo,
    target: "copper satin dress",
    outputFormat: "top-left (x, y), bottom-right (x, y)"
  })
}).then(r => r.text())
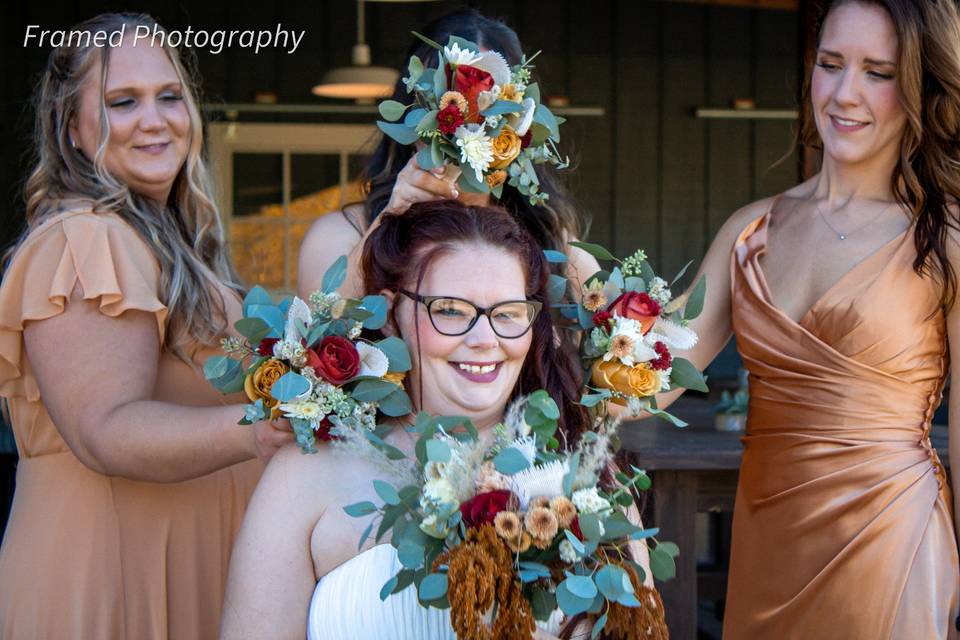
top-left (723, 206), bottom-right (960, 639)
top-left (0, 209), bottom-right (263, 639)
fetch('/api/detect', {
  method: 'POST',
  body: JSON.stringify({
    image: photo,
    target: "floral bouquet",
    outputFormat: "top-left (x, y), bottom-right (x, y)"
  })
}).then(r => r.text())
top-left (376, 32), bottom-right (567, 205)
top-left (205, 256), bottom-right (412, 453)
top-left (345, 391), bottom-right (673, 639)
top-left (545, 243), bottom-right (708, 426)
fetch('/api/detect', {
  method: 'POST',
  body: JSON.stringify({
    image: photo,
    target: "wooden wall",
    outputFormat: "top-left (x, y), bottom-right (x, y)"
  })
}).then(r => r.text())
top-left (1, 0), bottom-right (801, 376)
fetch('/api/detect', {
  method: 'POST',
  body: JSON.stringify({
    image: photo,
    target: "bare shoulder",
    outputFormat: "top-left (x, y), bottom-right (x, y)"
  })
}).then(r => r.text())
top-left (301, 209), bottom-right (365, 250)
top-left (254, 442), bottom-right (345, 516)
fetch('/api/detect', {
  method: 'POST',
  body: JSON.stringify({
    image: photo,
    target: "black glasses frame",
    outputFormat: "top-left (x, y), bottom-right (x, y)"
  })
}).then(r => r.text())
top-left (398, 289), bottom-right (542, 339)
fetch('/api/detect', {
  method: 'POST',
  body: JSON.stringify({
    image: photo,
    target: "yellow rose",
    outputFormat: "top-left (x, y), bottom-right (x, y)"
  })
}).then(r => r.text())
top-left (500, 83), bottom-right (523, 102)
top-left (489, 126), bottom-right (522, 169)
top-left (591, 360), bottom-right (661, 404)
top-left (383, 371), bottom-right (406, 387)
top-left (244, 358), bottom-right (290, 409)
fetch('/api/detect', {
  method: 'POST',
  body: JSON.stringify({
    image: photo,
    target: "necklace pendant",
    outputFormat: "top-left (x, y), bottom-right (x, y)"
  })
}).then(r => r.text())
top-left (839, 234), bottom-right (846, 240)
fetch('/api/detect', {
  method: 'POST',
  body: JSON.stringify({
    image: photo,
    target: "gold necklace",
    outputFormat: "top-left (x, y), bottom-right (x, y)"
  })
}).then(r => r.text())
top-left (814, 198), bottom-right (896, 241)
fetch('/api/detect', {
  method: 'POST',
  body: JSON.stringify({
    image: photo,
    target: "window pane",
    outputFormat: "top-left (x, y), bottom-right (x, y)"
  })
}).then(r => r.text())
top-left (233, 153), bottom-right (282, 217)
top-left (229, 219), bottom-right (286, 290)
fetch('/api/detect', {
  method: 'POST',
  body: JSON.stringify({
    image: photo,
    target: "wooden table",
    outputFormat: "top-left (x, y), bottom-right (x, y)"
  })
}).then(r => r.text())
top-left (619, 399), bottom-right (950, 640)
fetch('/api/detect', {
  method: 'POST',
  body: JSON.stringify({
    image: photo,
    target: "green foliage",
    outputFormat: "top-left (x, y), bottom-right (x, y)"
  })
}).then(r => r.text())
top-left (684, 275), bottom-right (707, 320)
top-left (378, 100), bottom-right (408, 122)
top-left (493, 447), bottom-right (530, 475)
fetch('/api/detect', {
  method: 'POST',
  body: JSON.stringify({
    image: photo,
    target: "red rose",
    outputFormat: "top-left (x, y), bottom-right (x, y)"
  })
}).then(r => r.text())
top-left (609, 291), bottom-right (661, 335)
top-left (650, 341), bottom-right (672, 371)
top-left (312, 336), bottom-right (360, 385)
top-left (570, 516), bottom-right (583, 541)
top-left (592, 310), bottom-right (613, 330)
top-left (437, 103), bottom-right (465, 135)
top-left (450, 64), bottom-right (494, 121)
top-left (256, 337), bottom-right (279, 356)
top-left (460, 490), bottom-right (513, 528)
top-left (315, 416), bottom-right (336, 442)
top-left (520, 130), bottom-right (533, 149)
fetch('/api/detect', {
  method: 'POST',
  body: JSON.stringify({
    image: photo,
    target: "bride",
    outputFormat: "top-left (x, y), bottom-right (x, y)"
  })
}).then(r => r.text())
top-left (219, 200), bottom-right (655, 639)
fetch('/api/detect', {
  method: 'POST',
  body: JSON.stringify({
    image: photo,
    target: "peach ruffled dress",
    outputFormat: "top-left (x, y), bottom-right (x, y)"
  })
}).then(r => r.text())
top-left (723, 205), bottom-right (960, 638)
top-left (0, 209), bottom-right (263, 639)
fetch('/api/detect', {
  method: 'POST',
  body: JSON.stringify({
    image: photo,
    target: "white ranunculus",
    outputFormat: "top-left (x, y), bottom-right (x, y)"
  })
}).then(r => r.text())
top-left (443, 42), bottom-right (482, 66)
top-left (507, 97), bottom-right (536, 136)
top-left (571, 487), bottom-right (611, 515)
top-left (454, 124), bottom-right (494, 182)
top-left (356, 342), bottom-right (389, 379)
top-left (559, 539), bottom-right (578, 563)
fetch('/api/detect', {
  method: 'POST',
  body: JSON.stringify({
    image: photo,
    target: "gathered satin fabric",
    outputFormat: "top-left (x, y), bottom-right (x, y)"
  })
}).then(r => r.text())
top-left (723, 209), bottom-right (960, 639)
top-left (307, 545), bottom-right (456, 640)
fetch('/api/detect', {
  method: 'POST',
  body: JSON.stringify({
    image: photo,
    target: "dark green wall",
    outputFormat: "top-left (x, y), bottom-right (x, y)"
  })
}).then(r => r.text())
top-left (1, 0), bottom-right (801, 320)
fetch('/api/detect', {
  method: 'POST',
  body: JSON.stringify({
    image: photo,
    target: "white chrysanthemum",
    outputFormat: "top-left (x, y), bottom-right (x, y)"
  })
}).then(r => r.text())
top-left (510, 459), bottom-right (569, 510)
top-left (443, 41), bottom-right (482, 66)
top-left (278, 400), bottom-right (323, 420)
top-left (284, 296), bottom-right (313, 343)
top-left (558, 539), bottom-right (578, 563)
top-left (571, 487), bottom-right (611, 515)
top-left (472, 49), bottom-right (511, 86)
top-left (507, 97), bottom-right (536, 136)
top-left (454, 124), bottom-right (494, 182)
top-left (649, 318), bottom-right (698, 350)
top-left (356, 342), bottom-right (389, 378)
top-left (477, 85), bottom-right (501, 113)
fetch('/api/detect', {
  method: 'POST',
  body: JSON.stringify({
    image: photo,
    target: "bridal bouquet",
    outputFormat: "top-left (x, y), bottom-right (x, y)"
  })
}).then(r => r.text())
top-left (376, 32), bottom-right (567, 205)
top-left (205, 256), bottom-right (412, 453)
top-left (345, 392), bottom-right (673, 639)
top-left (547, 244), bottom-right (708, 426)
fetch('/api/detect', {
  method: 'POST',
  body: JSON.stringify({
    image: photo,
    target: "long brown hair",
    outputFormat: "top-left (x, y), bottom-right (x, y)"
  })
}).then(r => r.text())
top-left (800, 0), bottom-right (960, 311)
top-left (7, 12), bottom-right (240, 361)
top-left (354, 9), bottom-right (585, 255)
top-left (360, 199), bottom-right (589, 443)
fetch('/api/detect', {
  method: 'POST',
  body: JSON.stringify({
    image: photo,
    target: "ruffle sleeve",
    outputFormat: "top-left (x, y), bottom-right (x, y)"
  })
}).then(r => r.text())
top-left (0, 210), bottom-right (168, 401)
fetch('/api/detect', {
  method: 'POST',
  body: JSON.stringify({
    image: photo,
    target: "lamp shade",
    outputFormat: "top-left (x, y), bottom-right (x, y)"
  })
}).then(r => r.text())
top-left (311, 65), bottom-right (398, 99)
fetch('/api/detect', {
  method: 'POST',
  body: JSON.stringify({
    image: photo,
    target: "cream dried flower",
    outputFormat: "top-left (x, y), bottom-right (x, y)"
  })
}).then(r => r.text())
top-left (525, 507), bottom-right (559, 544)
top-left (494, 510), bottom-right (522, 541)
top-left (439, 91), bottom-right (469, 113)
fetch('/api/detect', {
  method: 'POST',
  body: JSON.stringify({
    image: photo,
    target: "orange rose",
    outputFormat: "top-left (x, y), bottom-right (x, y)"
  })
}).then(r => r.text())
top-left (244, 358), bottom-right (289, 410)
top-left (485, 169), bottom-right (507, 189)
top-left (609, 291), bottom-right (660, 335)
top-left (489, 126), bottom-right (522, 169)
top-left (591, 359), bottom-right (661, 403)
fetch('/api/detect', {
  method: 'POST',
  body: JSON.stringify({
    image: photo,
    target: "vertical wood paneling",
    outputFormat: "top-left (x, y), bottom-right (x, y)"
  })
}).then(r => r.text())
top-left (659, 3), bottom-right (707, 281)
top-left (705, 7), bottom-right (753, 239)
top-left (612, 1), bottom-right (661, 260)
top-left (566, 0), bottom-right (614, 248)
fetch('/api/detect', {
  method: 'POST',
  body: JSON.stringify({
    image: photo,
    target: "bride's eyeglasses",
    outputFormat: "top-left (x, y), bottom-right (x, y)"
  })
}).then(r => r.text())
top-left (398, 289), bottom-right (542, 339)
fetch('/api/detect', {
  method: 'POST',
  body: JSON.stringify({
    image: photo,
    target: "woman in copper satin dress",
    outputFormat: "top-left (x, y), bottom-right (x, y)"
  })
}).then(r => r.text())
top-left (0, 14), bottom-right (294, 638)
top-left (664, 1), bottom-right (960, 637)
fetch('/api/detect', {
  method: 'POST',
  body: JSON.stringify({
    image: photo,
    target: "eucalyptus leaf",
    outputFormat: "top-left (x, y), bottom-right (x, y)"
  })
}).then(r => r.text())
top-left (411, 31), bottom-right (443, 50)
top-left (650, 547), bottom-right (677, 581)
top-left (480, 99), bottom-right (524, 117)
top-left (397, 540), bottom-right (425, 569)
top-left (418, 573), bottom-right (448, 601)
top-left (404, 107), bottom-right (427, 127)
top-left (380, 575), bottom-right (399, 601)
top-left (246, 304), bottom-right (284, 338)
top-left (374, 480), bottom-right (401, 506)
top-left (234, 316), bottom-right (271, 344)
top-left (343, 501), bottom-right (378, 517)
top-left (609, 267), bottom-right (625, 290)
top-left (631, 527), bottom-right (660, 540)
top-left (425, 439), bottom-right (452, 464)
top-left (377, 121), bottom-right (420, 145)
top-left (556, 580), bottom-right (594, 616)
top-left (353, 379), bottom-right (400, 402)
top-left (548, 273), bottom-right (567, 304)
top-left (564, 573), bottom-right (598, 599)
top-left (624, 276), bottom-right (646, 293)
top-left (533, 104), bottom-right (560, 140)
top-left (415, 147), bottom-right (436, 171)
top-left (670, 259), bottom-right (694, 286)
top-left (321, 255), bottom-right (348, 294)
top-left (658, 541), bottom-right (681, 558)
top-left (377, 337), bottom-right (412, 372)
top-left (493, 447), bottom-right (530, 475)
top-left (524, 82), bottom-right (541, 103)
top-left (579, 513), bottom-right (603, 542)
top-left (543, 249), bottom-right (568, 263)
top-left (647, 405), bottom-right (689, 428)
top-left (563, 451), bottom-right (581, 496)
top-left (378, 100), bottom-right (408, 122)
top-left (359, 296), bottom-right (388, 330)
top-left (531, 587), bottom-right (557, 622)
top-left (358, 521), bottom-right (374, 550)
top-left (563, 529), bottom-right (585, 555)
top-left (242, 286), bottom-right (273, 314)
top-left (591, 613), bottom-right (608, 640)
top-left (595, 565), bottom-right (626, 600)
top-left (416, 109), bottom-right (439, 133)
top-left (669, 357), bottom-right (709, 393)
top-left (379, 388), bottom-right (413, 417)
top-left (457, 165), bottom-right (489, 194)
top-left (684, 275), bottom-right (707, 320)
top-left (568, 241), bottom-right (617, 262)
top-left (270, 372), bottom-right (311, 402)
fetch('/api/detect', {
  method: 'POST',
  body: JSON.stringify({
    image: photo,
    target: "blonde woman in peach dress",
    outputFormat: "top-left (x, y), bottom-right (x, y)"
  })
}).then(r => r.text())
top-left (662, 0), bottom-right (960, 637)
top-left (0, 13), bottom-right (293, 639)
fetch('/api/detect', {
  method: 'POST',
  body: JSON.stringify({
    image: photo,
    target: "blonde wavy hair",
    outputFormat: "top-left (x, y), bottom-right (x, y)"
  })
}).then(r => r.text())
top-left (9, 12), bottom-right (241, 361)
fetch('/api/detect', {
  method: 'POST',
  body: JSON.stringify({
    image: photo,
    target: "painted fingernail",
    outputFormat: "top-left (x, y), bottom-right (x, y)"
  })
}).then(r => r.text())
top-left (451, 189), bottom-right (459, 198)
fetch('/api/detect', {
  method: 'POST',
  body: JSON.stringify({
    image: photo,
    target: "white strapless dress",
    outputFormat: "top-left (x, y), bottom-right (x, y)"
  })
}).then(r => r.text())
top-left (306, 545), bottom-right (456, 640)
